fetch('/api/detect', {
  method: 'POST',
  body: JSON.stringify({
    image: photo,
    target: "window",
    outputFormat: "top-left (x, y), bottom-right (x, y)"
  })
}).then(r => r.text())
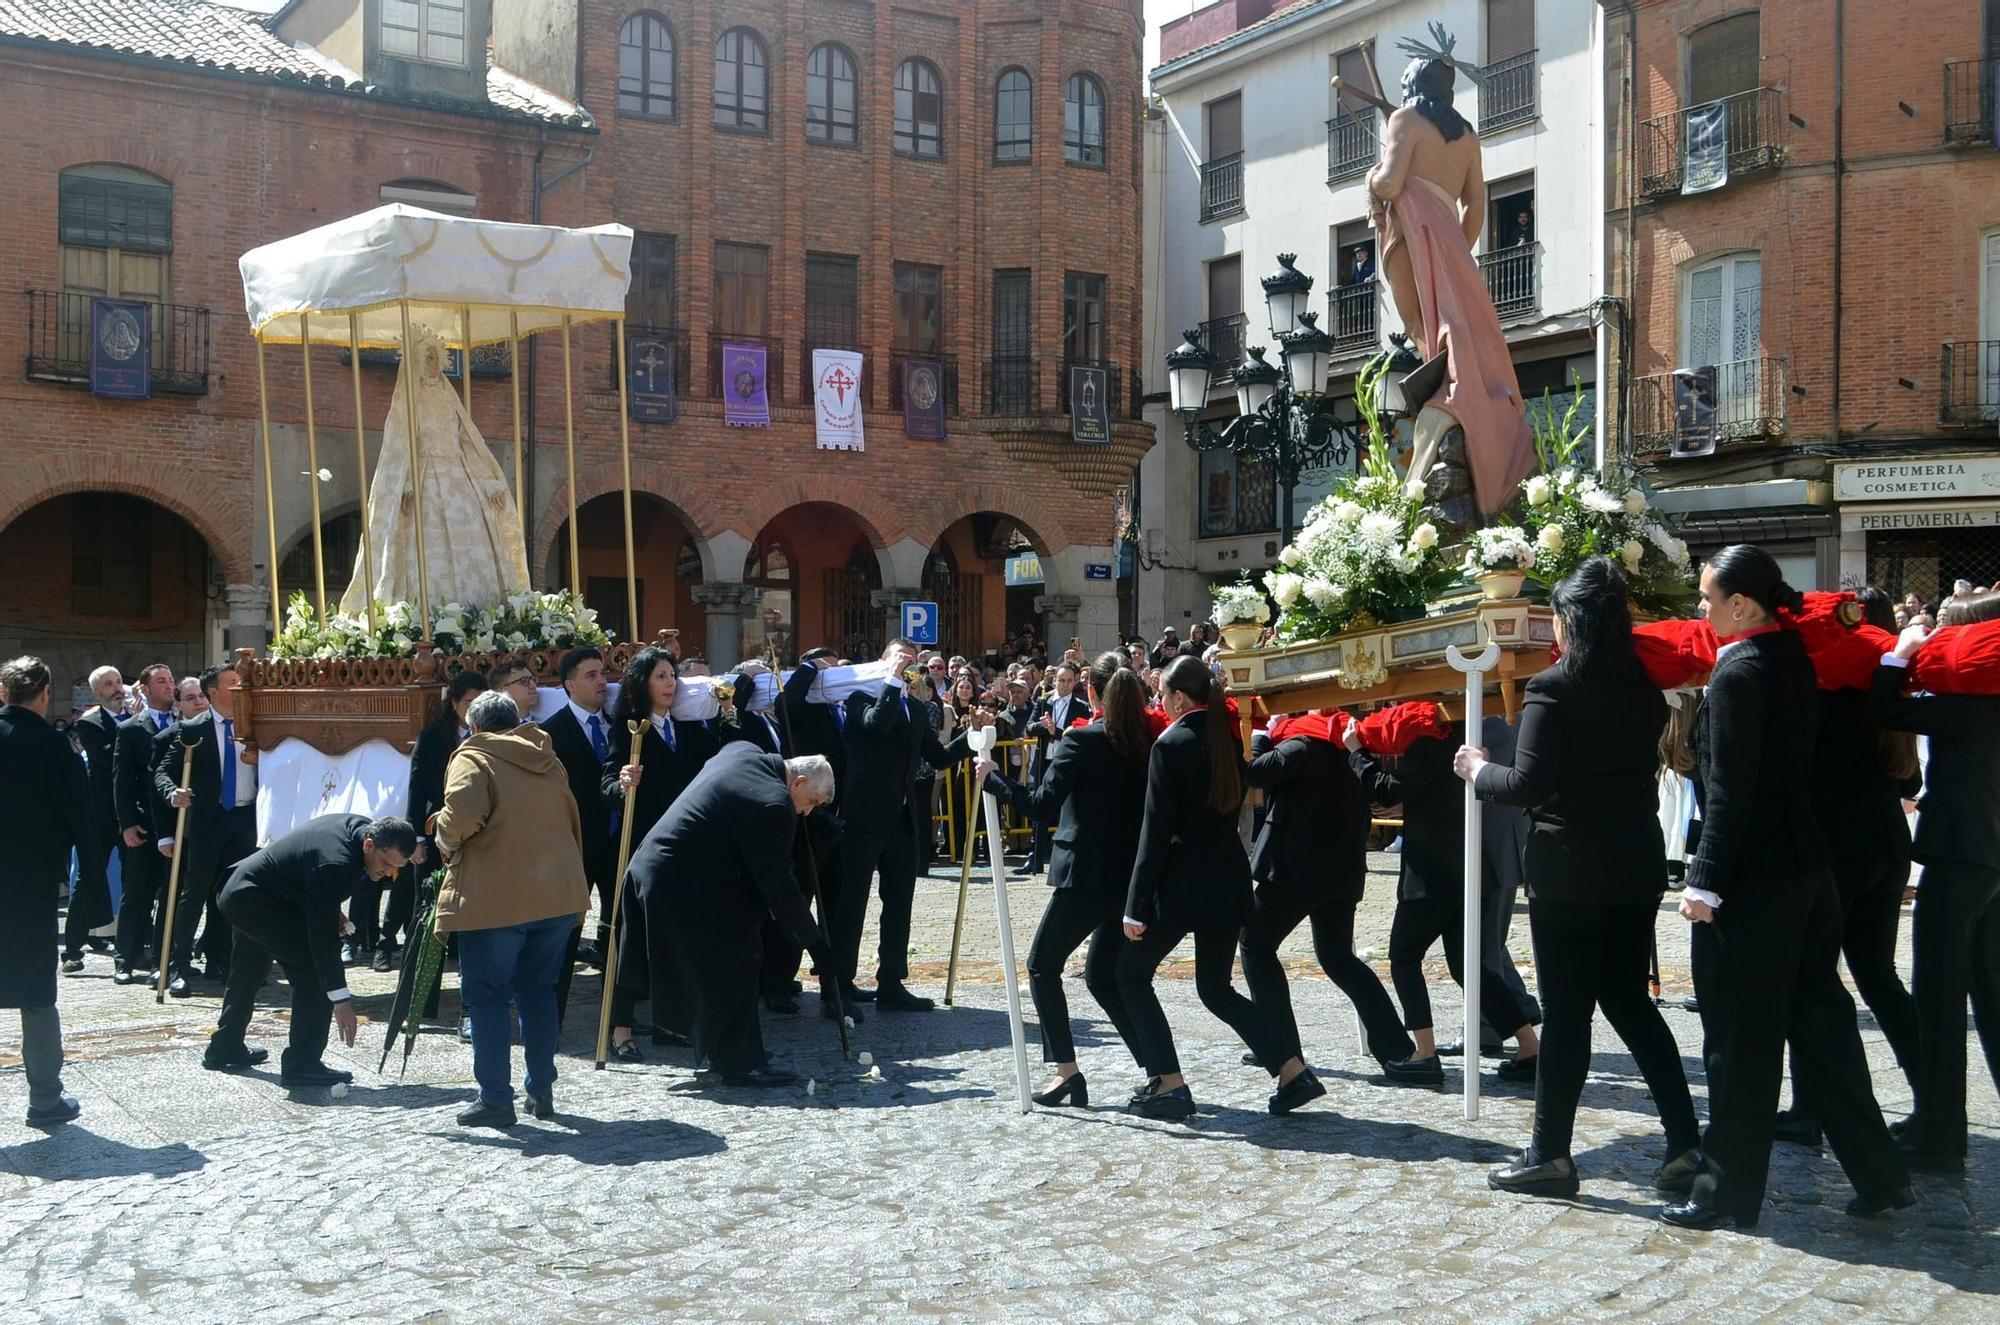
top-left (1683, 252), bottom-right (1761, 368)
top-left (1201, 93), bottom-right (1244, 221)
top-left (1064, 73), bottom-right (1106, 165)
top-left (1199, 449), bottom-right (1277, 538)
top-left (1204, 256), bottom-right (1244, 366)
top-left (895, 59), bottom-right (944, 158)
top-left (58, 164), bottom-right (171, 366)
top-left (994, 68), bottom-right (1032, 161)
top-left (1206, 92), bottom-right (1242, 157)
top-left (713, 27), bottom-right (769, 132)
top-left (628, 234), bottom-right (676, 328)
top-left (806, 43), bottom-right (858, 144)
top-left (805, 254), bottom-right (859, 349)
top-left (1486, 0), bottom-right (1534, 63)
top-left (1687, 12), bottom-right (1760, 105)
top-left (618, 14), bottom-right (676, 118)
top-left (991, 269), bottom-right (1032, 412)
top-left (1486, 178), bottom-right (1535, 249)
top-left (713, 242), bottom-right (770, 337)
top-left (893, 262), bottom-right (942, 352)
top-left (380, 0), bottom-right (466, 67)
top-left (1062, 273), bottom-right (1107, 364)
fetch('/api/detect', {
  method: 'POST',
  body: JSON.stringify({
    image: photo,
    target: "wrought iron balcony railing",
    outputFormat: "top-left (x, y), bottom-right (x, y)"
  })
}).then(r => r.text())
top-left (1200, 312), bottom-right (1249, 372)
top-left (1479, 241), bottom-right (1540, 323)
top-left (1943, 58), bottom-right (1998, 146)
top-left (1631, 356), bottom-right (1790, 459)
top-left (1940, 341), bottom-right (2000, 426)
top-left (1200, 152), bottom-right (1244, 222)
top-left (1325, 107), bottom-right (1378, 184)
top-left (25, 289), bottom-right (211, 395)
top-left (986, 354), bottom-right (1039, 415)
top-left (1328, 280), bottom-right (1378, 357)
top-left (1479, 51), bottom-right (1538, 133)
top-left (1638, 85), bottom-right (1784, 199)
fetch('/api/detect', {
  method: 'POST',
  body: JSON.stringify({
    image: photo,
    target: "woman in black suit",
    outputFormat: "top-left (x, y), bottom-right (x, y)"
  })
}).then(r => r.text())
top-left (976, 651), bottom-right (1150, 1107)
top-left (602, 646), bottom-right (720, 1060)
top-left (1452, 557), bottom-right (1700, 1198)
top-left (1867, 588), bottom-right (2000, 1173)
top-left (1118, 656), bottom-right (1324, 1120)
top-left (371, 669), bottom-right (488, 968)
top-left (1667, 544), bottom-right (1911, 1229)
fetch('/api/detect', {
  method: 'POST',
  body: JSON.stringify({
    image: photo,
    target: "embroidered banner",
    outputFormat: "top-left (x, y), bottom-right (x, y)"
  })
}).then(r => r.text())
top-left (1681, 100), bottom-right (1730, 196)
top-left (1671, 366), bottom-right (1720, 459)
top-left (89, 298), bottom-right (150, 398)
top-left (813, 348), bottom-right (866, 450)
top-left (1069, 364), bottom-right (1111, 444)
top-left (902, 357), bottom-right (947, 440)
top-left (721, 341), bottom-right (771, 427)
top-left (628, 330), bottom-right (678, 422)
top-left (256, 737), bottom-right (413, 847)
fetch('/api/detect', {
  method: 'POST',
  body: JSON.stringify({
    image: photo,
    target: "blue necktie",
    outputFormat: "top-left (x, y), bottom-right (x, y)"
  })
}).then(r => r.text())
top-left (111, 711), bottom-right (128, 725)
top-left (833, 704), bottom-right (846, 731)
top-left (587, 713), bottom-right (609, 761)
top-left (155, 712), bottom-right (171, 733)
top-left (660, 718), bottom-right (676, 753)
top-left (902, 696), bottom-right (913, 722)
top-left (220, 718), bottom-right (237, 809)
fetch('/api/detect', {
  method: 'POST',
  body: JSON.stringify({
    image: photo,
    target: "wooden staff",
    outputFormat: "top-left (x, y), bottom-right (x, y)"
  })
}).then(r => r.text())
top-left (594, 720), bottom-right (647, 1070)
top-left (154, 731), bottom-right (201, 1004)
top-left (943, 756), bottom-right (981, 1006)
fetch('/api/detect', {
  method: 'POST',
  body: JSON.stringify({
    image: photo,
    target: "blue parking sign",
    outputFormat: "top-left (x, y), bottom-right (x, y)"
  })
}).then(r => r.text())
top-left (901, 600), bottom-right (939, 645)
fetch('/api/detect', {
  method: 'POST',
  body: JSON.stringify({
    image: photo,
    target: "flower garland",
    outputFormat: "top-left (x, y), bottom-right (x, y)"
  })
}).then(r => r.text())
top-left (269, 589), bottom-right (613, 660)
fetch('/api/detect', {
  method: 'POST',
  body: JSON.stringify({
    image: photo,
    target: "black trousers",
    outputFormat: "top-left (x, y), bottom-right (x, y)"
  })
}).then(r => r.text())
top-left (115, 840), bottom-right (166, 969)
top-left (62, 836), bottom-right (117, 957)
top-left (1116, 923), bottom-right (1293, 1078)
top-left (1790, 850), bottom-right (1923, 1119)
top-left (668, 915), bottom-right (768, 1075)
top-left (211, 887), bottom-right (332, 1075)
top-left (833, 823), bottom-right (919, 987)
top-left (1026, 889), bottom-right (1140, 1067)
top-left (1526, 896), bottom-right (1700, 1161)
top-left (1907, 861), bottom-right (2000, 1158)
top-left (1240, 881), bottom-right (1412, 1066)
top-left (1483, 871), bottom-right (1542, 1038)
top-left (610, 880), bottom-right (689, 1038)
top-left (1387, 888), bottom-right (1535, 1037)
top-left (1689, 872), bottom-right (1908, 1219)
top-left (170, 807), bottom-right (256, 973)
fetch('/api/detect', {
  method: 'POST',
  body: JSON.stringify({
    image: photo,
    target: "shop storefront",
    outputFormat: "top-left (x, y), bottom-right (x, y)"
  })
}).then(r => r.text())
top-left (1835, 455), bottom-right (2000, 605)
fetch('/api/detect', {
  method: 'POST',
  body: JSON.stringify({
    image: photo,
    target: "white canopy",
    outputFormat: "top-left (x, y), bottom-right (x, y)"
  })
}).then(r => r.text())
top-left (238, 204), bottom-right (633, 347)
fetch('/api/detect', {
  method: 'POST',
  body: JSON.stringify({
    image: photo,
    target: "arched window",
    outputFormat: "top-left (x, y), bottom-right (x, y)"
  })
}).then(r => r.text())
top-left (57, 164), bottom-right (172, 366)
top-left (618, 13), bottom-right (676, 118)
top-left (806, 43), bottom-right (858, 144)
top-left (714, 27), bottom-right (769, 132)
top-left (1064, 73), bottom-right (1105, 165)
top-left (894, 59), bottom-right (944, 158)
top-left (994, 68), bottom-right (1031, 161)
top-left (744, 535), bottom-right (793, 646)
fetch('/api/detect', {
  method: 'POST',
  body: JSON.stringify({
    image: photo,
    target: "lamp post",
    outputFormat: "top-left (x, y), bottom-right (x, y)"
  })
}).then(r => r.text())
top-left (1167, 254), bottom-right (1371, 551)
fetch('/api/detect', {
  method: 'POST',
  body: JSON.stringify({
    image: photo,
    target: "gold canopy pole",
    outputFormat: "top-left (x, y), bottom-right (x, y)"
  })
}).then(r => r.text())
top-left (255, 339), bottom-right (281, 629)
top-left (561, 314), bottom-right (579, 596)
top-left (299, 312), bottom-right (328, 621)
top-left (347, 313), bottom-right (378, 635)
top-left (460, 305), bottom-right (473, 414)
top-left (399, 301), bottom-right (432, 620)
top-left (613, 317), bottom-right (638, 638)
top-left (509, 312), bottom-right (525, 547)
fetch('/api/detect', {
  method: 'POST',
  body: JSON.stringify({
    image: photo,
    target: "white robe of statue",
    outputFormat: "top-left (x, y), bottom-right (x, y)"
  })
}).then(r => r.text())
top-left (340, 327), bottom-right (532, 614)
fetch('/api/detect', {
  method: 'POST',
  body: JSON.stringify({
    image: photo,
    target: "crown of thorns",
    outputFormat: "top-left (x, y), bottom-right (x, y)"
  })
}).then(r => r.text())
top-left (1395, 22), bottom-right (1490, 89)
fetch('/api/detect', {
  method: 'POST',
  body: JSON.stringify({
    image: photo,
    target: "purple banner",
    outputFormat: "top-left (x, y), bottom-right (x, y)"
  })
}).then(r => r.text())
top-left (722, 342), bottom-right (770, 427)
top-left (89, 298), bottom-right (150, 399)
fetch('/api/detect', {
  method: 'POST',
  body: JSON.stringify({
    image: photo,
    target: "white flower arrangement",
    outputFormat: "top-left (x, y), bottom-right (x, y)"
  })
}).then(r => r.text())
top-left (1463, 525), bottom-right (1538, 574)
top-left (1211, 578), bottom-right (1272, 627)
top-left (270, 588), bottom-right (614, 661)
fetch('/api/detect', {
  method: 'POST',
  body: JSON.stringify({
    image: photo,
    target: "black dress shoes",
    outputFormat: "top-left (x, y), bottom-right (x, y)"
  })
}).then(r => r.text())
top-left (875, 981), bottom-right (935, 1012)
top-left (60, 956), bottom-right (85, 975)
top-left (722, 1064), bottom-right (800, 1088)
top-left (763, 993), bottom-right (801, 1015)
top-left (1032, 1073), bottom-right (1089, 1108)
top-left (1129, 1076), bottom-right (1162, 1105)
top-left (1895, 1138), bottom-right (1965, 1174)
top-left (1845, 1185), bottom-right (1918, 1219)
top-left (279, 1062), bottom-right (355, 1089)
top-left (521, 1088), bottom-right (554, 1121)
top-left (1268, 1069), bottom-right (1327, 1116)
top-left (112, 964), bottom-right (153, 986)
top-left (1128, 1084), bottom-right (1196, 1121)
top-left (1381, 1055), bottom-right (1445, 1087)
top-left (1489, 1152), bottom-right (1580, 1198)
top-left (167, 972), bottom-right (193, 998)
top-left (202, 1047), bottom-right (271, 1072)
top-left (25, 1095), bottom-right (82, 1127)
top-left (841, 983), bottom-right (878, 1004)
top-left (1495, 1054), bottom-right (1540, 1084)
top-left (1772, 1107), bottom-right (1823, 1148)
top-left (1660, 1200), bottom-right (1753, 1231)
top-left (371, 945), bottom-right (396, 973)
top-left (340, 942), bottom-right (357, 966)
top-left (1654, 1148), bottom-right (1704, 1196)
top-left (457, 1098), bottom-right (518, 1129)
top-left (1437, 1039), bottom-right (1508, 1059)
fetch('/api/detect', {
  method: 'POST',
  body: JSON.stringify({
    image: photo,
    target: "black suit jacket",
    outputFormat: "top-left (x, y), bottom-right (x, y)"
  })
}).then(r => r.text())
top-left (1812, 686), bottom-right (1916, 878)
top-left (73, 706), bottom-right (122, 847)
top-left (0, 704), bottom-right (107, 1007)
top-left (839, 683), bottom-right (971, 839)
top-left (1868, 660), bottom-right (2000, 871)
top-left (152, 710), bottom-right (247, 886)
top-left (601, 715), bottom-right (720, 845)
top-left (541, 705), bottom-right (615, 883)
top-left (1686, 631), bottom-right (1830, 899)
top-left (1351, 725), bottom-right (1515, 903)
top-left (1127, 711), bottom-right (1253, 930)
top-left (1473, 661), bottom-right (1669, 906)
top-left (115, 706), bottom-right (175, 835)
top-left (728, 673), bottom-right (790, 756)
top-left (988, 721), bottom-right (1147, 895)
top-left (1246, 730), bottom-right (1369, 904)
top-left (1028, 692), bottom-right (1086, 775)
top-left (220, 813), bottom-right (371, 997)
top-left (780, 664), bottom-right (845, 782)
top-left (405, 721), bottom-right (461, 840)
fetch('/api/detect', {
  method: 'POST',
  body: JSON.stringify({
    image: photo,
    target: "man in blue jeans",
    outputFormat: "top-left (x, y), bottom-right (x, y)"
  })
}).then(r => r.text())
top-left (434, 692), bottom-right (591, 1129)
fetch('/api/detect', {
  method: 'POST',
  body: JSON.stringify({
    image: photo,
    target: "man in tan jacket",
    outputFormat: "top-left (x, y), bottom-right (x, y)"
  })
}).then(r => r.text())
top-left (434, 691), bottom-right (590, 1129)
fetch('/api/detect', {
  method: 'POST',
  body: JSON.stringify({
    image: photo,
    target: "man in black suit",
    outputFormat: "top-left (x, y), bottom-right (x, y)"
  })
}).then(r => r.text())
top-left (538, 646), bottom-right (616, 976)
top-left (111, 662), bottom-right (177, 984)
top-left (618, 745), bottom-right (835, 1085)
top-left (63, 664), bottom-right (127, 973)
top-left (155, 665), bottom-right (260, 996)
top-left (203, 813), bottom-right (414, 1087)
top-left (1023, 662), bottom-right (1086, 874)
top-left (1, 656), bottom-right (107, 1126)
top-left (831, 638), bottom-right (981, 1013)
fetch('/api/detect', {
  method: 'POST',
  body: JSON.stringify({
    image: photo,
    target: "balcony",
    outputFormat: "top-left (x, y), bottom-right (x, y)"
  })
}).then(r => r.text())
top-left (1201, 312), bottom-right (1249, 372)
top-left (1058, 357), bottom-right (1125, 417)
top-left (1943, 58), bottom-right (1997, 146)
top-left (1638, 86), bottom-right (1784, 199)
top-left (24, 290), bottom-right (210, 395)
top-left (1479, 51), bottom-right (1538, 133)
top-left (1479, 242), bottom-right (1540, 323)
top-left (1325, 107), bottom-right (1377, 184)
top-left (1200, 152), bottom-right (1243, 222)
top-left (1940, 341), bottom-right (1999, 426)
top-left (1327, 280), bottom-right (1378, 357)
top-left (797, 339), bottom-right (870, 407)
top-left (986, 354), bottom-right (1040, 415)
top-left (707, 333), bottom-right (786, 399)
top-left (1631, 356), bottom-right (1789, 459)
top-left (888, 351), bottom-right (960, 414)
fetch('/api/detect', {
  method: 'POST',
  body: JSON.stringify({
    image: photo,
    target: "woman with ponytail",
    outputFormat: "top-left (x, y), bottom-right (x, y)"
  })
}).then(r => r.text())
top-left (1117, 656), bottom-right (1324, 1120)
top-left (1666, 544), bottom-right (1911, 1229)
top-left (976, 652), bottom-right (1152, 1106)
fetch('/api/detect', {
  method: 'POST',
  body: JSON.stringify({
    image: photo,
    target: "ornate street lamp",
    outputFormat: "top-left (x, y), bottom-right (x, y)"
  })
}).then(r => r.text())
top-left (1260, 252), bottom-right (1313, 339)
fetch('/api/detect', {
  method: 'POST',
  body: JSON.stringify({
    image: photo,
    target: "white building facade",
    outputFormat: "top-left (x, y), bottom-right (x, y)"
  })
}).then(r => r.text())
top-left (1137, 0), bottom-right (1609, 631)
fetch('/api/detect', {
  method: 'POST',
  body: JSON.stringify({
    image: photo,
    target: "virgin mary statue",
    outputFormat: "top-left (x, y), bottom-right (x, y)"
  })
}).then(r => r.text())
top-left (340, 325), bottom-right (532, 613)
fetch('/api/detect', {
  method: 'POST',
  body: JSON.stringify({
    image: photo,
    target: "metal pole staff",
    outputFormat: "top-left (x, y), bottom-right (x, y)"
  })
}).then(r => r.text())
top-left (561, 314), bottom-right (580, 596)
top-left (767, 641), bottom-right (851, 1060)
top-left (1446, 639), bottom-right (1500, 1121)
top-left (298, 313), bottom-right (328, 620)
top-left (969, 723), bottom-right (1032, 1113)
top-left (509, 313), bottom-right (525, 548)
top-left (613, 317), bottom-right (639, 639)
top-left (459, 305), bottom-right (473, 414)
top-left (595, 720), bottom-right (645, 1070)
top-left (254, 341), bottom-right (282, 628)
top-left (346, 313), bottom-right (377, 634)
top-left (397, 302), bottom-right (432, 619)
top-left (154, 732), bottom-right (200, 1004)
top-left (943, 756), bottom-right (980, 1007)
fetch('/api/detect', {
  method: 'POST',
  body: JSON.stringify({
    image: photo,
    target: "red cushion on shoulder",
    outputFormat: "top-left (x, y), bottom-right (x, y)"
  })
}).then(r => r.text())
top-left (1356, 701), bottom-right (1447, 757)
top-left (1779, 592), bottom-right (1897, 691)
top-left (1268, 709), bottom-right (1353, 745)
top-left (1911, 618), bottom-right (2000, 695)
top-left (1632, 617), bottom-right (1719, 689)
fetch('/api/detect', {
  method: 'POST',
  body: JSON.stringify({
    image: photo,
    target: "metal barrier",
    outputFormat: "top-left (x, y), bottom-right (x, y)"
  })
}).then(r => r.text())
top-left (935, 735), bottom-right (1038, 861)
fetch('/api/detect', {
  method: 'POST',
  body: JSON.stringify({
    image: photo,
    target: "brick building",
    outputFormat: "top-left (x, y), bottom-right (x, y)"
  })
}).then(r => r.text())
top-left (0, 0), bottom-right (1150, 708)
top-left (1607, 0), bottom-right (2000, 597)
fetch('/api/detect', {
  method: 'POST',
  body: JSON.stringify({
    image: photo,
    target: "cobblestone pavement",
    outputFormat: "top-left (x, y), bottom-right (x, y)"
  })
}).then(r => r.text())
top-left (2, 853), bottom-right (1995, 1322)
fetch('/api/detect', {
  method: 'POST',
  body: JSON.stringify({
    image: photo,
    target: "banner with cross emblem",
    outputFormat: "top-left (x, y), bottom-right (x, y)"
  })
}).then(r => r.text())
top-left (627, 329), bottom-right (678, 422)
top-left (813, 348), bottom-right (866, 450)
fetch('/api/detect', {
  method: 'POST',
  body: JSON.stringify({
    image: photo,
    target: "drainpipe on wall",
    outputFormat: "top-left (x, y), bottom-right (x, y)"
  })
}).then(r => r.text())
top-left (1830, 0), bottom-right (1845, 449)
